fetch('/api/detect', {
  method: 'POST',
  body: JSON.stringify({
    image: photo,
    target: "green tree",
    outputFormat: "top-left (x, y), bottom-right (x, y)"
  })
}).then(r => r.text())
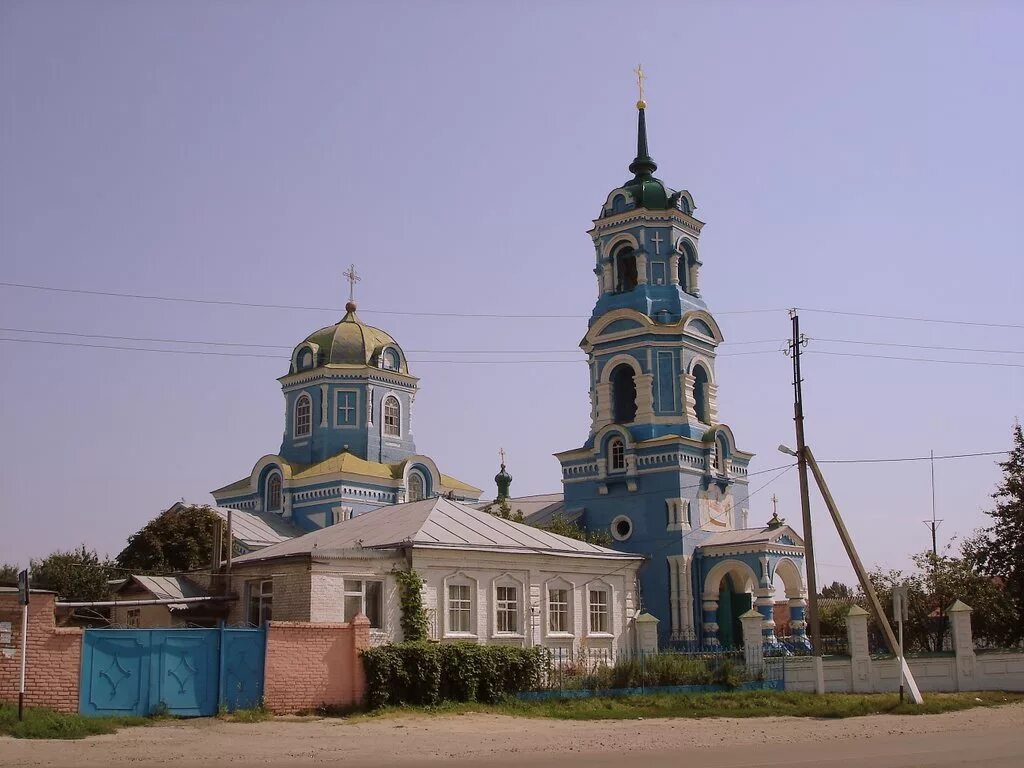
top-left (963, 421), bottom-right (1024, 645)
top-left (0, 564), bottom-right (19, 587)
top-left (117, 504), bottom-right (222, 573)
top-left (30, 546), bottom-right (114, 601)
top-left (868, 550), bottom-right (1015, 652)
top-left (483, 501), bottom-right (613, 547)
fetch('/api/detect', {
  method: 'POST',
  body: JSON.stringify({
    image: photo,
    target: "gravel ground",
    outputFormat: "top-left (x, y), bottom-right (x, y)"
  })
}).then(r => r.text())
top-left (2, 702), bottom-right (1022, 768)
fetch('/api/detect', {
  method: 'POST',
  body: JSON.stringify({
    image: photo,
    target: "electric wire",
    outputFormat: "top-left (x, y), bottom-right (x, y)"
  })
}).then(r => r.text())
top-left (807, 350), bottom-right (1024, 369)
top-left (797, 306), bottom-right (1024, 331)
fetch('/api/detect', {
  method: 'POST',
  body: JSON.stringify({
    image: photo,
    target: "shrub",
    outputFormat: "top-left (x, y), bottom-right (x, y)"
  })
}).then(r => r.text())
top-left (361, 642), bottom-right (544, 709)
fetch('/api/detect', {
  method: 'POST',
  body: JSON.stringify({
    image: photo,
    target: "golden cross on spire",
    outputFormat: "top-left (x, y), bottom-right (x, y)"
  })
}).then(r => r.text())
top-left (499, 447), bottom-right (506, 466)
top-left (634, 64), bottom-right (647, 109)
top-left (343, 263), bottom-right (361, 303)
top-left (771, 494), bottom-right (779, 515)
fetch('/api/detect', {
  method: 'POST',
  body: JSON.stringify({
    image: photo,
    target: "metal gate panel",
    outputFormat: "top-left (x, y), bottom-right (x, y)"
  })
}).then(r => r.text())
top-left (152, 630), bottom-right (220, 717)
top-left (80, 630), bottom-right (152, 716)
top-left (220, 627), bottom-right (266, 712)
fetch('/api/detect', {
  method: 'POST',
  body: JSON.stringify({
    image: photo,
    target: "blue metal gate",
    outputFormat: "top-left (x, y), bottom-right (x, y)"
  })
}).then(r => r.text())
top-left (79, 626), bottom-right (265, 717)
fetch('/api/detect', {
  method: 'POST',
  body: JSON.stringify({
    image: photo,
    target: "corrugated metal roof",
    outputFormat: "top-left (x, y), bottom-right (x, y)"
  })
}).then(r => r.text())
top-left (700, 524), bottom-right (804, 548)
top-left (120, 576), bottom-right (208, 610)
top-left (233, 497), bottom-right (641, 564)
top-left (207, 505), bottom-right (302, 550)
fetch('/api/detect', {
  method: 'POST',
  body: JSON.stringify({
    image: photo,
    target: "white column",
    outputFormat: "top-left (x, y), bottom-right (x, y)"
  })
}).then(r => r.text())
top-left (634, 373), bottom-right (655, 421)
top-left (948, 600), bottom-right (977, 691)
top-left (846, 605), bottom-right (872, 693)
top-left (320, 384), bottom-right (329, 427)
top-left (668, 253), bottom-right (680, 285)
top-left (635, 250), bottom-right (649, 286)
top-left (595, 382), bottom-right (612, 426)
top-left (707, 383), bottom-right (719, 424)
top-left (668, 557), bottom-right (681, 637)
top-left (602, 261), bottom-right (614, 292)
top-left (681, 373), bottom-right (696, 421)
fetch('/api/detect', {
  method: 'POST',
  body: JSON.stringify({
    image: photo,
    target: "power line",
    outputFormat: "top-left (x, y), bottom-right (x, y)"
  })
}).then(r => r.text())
top-left (798, 306), bottom-right (1024, 331)
top-left (815, 337), bottom-right (1024, 356)
top-left (0, 326), bottom-right (786, 353)
top-left (807, 349), bottom-right (1024, 369)
top-left (0, 280), bottom-right (782, 319)
top-left (816, 449), bottom-right (1008, 465)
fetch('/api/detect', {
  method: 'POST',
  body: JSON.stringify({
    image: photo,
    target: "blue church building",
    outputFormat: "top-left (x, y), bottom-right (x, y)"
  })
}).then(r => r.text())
top-left (212, 299), bottom-right (482, 529)
top-left (550, 95), bottom-right (809, 648)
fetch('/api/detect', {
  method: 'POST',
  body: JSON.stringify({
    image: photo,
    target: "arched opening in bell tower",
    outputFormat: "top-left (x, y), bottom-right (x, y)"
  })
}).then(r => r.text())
top-left (693, 365), bottom-right (710, 424)
top-left (614, 245), bottom-right (638, 292)
top-left (610, 364), bottom-right (638, 423)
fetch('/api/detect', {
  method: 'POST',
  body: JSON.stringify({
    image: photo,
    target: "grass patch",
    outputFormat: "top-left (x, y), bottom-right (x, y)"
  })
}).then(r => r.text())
top-left (0, 702), bottom-right (149, 740)
top-left (218, 703), bottom-right (272, 723)
top-left (355, 690), bottom-right (1024, 722)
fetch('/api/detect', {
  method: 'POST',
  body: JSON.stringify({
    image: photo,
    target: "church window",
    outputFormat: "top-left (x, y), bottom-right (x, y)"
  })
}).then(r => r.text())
top-left (343, 579), bottom-right (383, 628)
top-left (610, 364), bottom-right (637, 424)
top-left (715, 435), bottom-right (729, 474)
top-left (383, 396), bottom-right (401, 437)
top-left (609, 438), bottom-right (625, 472)
top-left (381, 348), bottom-right (400, 370)
top-left (298, 347), bottom-right (313, 370)
top-left (611, 514), bottom-right (633, 541)
top-left (408, 471), bottom-right (425, 501)
top-left (681, 241), bottom-right (697, 294)
top-left (266, 472), bottom-right (282, 512)
top-left (294, 394), bottom-right (312, 437)
top-left (693, 365), bottom-right (710, 424)
top-left (614, 245), bottom-right (638, 292)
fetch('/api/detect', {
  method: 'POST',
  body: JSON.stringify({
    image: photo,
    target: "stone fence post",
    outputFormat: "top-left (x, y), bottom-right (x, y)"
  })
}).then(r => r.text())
top-left (948, 600), bottom-right (976, 692)
top-left (846, 605), bottom-right (872, 693)
top-left (635, 613), bottom-right (659, 655)
top-left (740, 608), bottom-right (764, 677)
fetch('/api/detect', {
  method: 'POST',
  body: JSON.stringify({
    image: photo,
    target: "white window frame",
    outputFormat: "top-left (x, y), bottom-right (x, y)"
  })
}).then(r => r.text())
top-left (492, 575), bottom-right (524, 637)
top-left (382, 395), bottom-right (401, 438)
top-left (246, 579), bottom-right (273, 626)
top-left (380, 347), bottom-right (400, 371)
top-left (587, 585), bottom-right (612, 636)
top-left (265, 470), bottom-right (283, 513)
top-left (126, 608), bottom-right (141, 628)
top-left (333, 388), bottom-right (360, 429)
top-left (545, 580), bottom-right (574, 637)
top-left (342, 577), bottom-right (384, 629)
top-left (293, 393), bottom-right (312, 438)
top-left (609, 438), bottom-right (626, 472)
top-left (444, 573), bottom-right (477, 637)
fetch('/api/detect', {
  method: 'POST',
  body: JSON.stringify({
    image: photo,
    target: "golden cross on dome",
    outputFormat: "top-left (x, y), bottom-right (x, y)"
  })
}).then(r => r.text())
top-left (634, 64), bottom-right (647, 108)
top-left (343, 264), bottom-right (361, 303)
top-left (771, 494), bottom-right (779, 515)
top-left (499, 447), bottom-right (506, 466)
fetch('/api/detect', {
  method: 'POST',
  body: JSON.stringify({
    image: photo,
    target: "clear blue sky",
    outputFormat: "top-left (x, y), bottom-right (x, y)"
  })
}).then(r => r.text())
top-left (2, 1), bottom-right (1021, 589)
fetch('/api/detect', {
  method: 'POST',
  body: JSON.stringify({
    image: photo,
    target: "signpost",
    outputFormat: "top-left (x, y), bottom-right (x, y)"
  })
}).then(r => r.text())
top-left (17, 569), bottom-right (29, 721)
top-left (892, 585), bottom-right (910, 704)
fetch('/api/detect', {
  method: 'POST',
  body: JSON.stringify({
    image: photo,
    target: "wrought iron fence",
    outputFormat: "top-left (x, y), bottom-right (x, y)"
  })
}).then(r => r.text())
top-left (532, 645), bottom-right (780, 695)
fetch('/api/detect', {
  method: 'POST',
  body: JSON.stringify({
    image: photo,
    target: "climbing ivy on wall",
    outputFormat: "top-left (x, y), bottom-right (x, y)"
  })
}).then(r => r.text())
top-left (394, 567), bottom-right (429, 642)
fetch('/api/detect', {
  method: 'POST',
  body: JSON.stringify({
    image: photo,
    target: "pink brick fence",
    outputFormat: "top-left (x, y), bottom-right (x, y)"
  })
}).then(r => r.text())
top-left (0, 591), bottom-right (371, 716)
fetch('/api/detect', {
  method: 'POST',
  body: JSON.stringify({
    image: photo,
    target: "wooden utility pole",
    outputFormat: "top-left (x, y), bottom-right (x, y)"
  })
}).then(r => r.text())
top-left (787, 310), bottom-right (822, 655)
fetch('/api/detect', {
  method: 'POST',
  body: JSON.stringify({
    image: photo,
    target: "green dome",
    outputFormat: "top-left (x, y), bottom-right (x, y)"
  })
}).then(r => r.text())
top-left (622, 176), bottom-right (672, 210)
top-left (293, 302), bottom-right (408, 374)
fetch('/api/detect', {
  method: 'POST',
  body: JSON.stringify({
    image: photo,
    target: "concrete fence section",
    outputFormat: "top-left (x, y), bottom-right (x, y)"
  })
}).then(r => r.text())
top-left (0, 592), bottom-right (83, 713)
top-left (782, 603), bottom-right (1024, 694)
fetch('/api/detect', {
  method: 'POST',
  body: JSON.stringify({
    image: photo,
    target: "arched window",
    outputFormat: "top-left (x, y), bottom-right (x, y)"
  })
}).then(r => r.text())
top-left (294, 394), bottom-right (312, 437)
top-left (715, 435), bottom-right (729, 474)
top-left (381, 348), bottom-right (400, 370)
top-left (383, 396), bottom-right (400, 437)
top-left (610, 363), bottom-right (637, 424)
top-left (681, 241), bottom-right (697, 294)
top-left (609, 438), bottom-right (626, 472)
top-left (408, 471), bottom-right (425, 501)
top-left (266, 472), bottom-right (282, 512)
top-left (614, 245), bottom-right (638, 292)
top-left (693, 365), bottom-right (710, 424)
top-left (298, 347), bottom-right (313, 370)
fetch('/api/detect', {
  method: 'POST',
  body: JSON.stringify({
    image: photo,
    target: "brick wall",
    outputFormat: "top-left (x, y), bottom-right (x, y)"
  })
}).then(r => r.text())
top-left (262, 615), bottom-right (370, 714)
top-left (0, 592), bottom-right (83, 713)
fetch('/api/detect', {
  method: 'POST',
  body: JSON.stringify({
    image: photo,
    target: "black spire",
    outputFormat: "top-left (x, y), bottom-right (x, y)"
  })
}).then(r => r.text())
top-left (628, 104), bottom-right (658, 179)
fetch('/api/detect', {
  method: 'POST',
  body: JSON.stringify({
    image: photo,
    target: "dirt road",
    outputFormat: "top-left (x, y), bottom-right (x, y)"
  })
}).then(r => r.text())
top-left (2, 703), bottom-right (1023, 768)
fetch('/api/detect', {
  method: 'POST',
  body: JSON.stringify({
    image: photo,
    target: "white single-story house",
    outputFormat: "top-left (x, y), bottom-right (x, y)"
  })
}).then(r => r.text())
top-left (226, 496), bottom-right (646, 656)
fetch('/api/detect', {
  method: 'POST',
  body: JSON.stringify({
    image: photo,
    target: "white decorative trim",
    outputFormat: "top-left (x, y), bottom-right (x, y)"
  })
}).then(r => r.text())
top-left (610, 515), bottom-right (633, 541)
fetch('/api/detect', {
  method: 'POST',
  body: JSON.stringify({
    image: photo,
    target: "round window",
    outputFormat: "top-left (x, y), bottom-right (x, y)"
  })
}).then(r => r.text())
top-left (611, 515), bottom-right (633, 541)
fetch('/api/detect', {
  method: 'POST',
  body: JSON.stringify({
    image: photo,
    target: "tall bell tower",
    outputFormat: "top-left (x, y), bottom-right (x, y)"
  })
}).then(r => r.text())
top-left (555, 77), bottom-right (754, 645)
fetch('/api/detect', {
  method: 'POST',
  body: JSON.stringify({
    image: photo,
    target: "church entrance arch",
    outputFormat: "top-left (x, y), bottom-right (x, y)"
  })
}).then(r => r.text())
top-left (610, 364), bottom-right (637, 424)
top-left (702, 559), bottom-right (758, 648)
